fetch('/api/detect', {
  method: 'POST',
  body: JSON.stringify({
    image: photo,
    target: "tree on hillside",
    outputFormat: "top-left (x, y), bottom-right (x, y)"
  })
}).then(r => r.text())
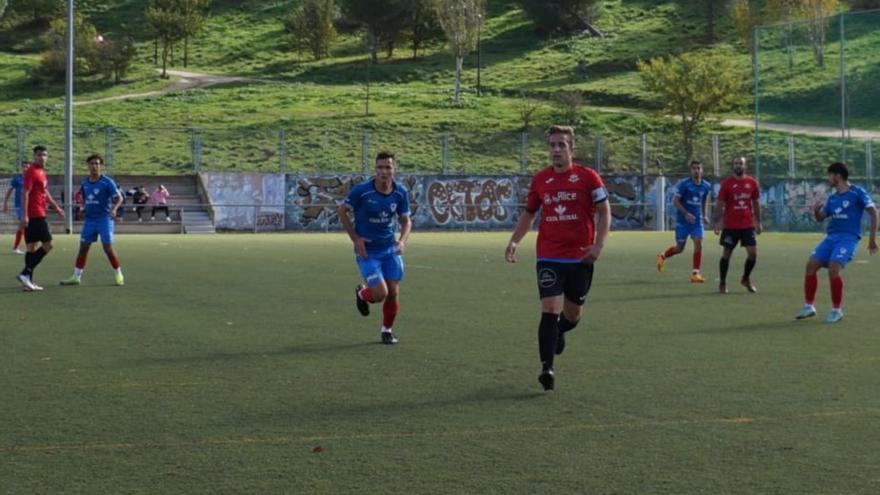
top-left (145, 0), bottom-right (186, 78)
top-left (29, 13), bottom-right (100, 84)
top-left (404, 0), bottom-right (443, 59)
top-left (730, 0), bottom-right (760, 68)
top-left (283, 0), bottom-right (336, 61)
top-left (700, 0), bottom-right (724, 44)
top-left (0, 1), bottom-right (7, 22)
top-left (93, 35), bottom-right (137, 83)
top-left (638, 51), bottom-right (744, 164)
top-left (799, 0), bottom-right (838, 67)
top-left (437, 0), bottom-right (484, 105)
top-left (340, 0), bottom-right (409, 63)
top-left (178, 0), bottom-right (210, 68)
top-left (4, 0), bottom-right (63, 27)
top-left (517, 0), bottom-right (602, 37)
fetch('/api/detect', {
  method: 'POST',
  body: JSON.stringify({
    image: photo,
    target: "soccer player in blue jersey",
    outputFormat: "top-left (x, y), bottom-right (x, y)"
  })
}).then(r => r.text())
top-left (60, 154), bottom-right (125, 286)
top-left (796, 162), bottom-right (878, 323)
top-left (3, 162), bottom-right (28, 254)
top-left (338, 151), bottom-right (412, 345)
top-left (657, 160), bottom-right (712, 282)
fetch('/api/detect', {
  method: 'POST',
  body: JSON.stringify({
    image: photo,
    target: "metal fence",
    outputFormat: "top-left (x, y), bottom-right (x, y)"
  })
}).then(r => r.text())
top-left (755, 9), bottom-right (880, 174)
top-left (1, 125), bottom-right (876, 180)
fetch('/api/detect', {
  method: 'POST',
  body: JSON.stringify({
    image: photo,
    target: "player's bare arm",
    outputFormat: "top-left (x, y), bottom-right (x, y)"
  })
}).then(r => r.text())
top-left (702, 195), bottom-right (710, 225)
top-left (3, 187), bottom-right (11, 212)
top-left (713, 201), bottom-right (724, 235)
top-left (45, 190), bottom-right (65, 219)
top-left (813, 199), bottom-right (827, 222)
top-left (584, 199), bottom-right (611, 262)
top-left (673, 195), bottom-right (695, 224)
top-left (753, 197), bottom-right (762, 235)
top-left (396, 215), bottom-right (412, 254)
top-left (505, 210), bottom-right (535, 263)
top-left (19, 188), bottom-right (29, 229)
top-left (110, 193), bottom-right (123, 219)
top-left (337, 204), bottom-right (369, 258)
top-left (868, 205), bottom-right (879, 255)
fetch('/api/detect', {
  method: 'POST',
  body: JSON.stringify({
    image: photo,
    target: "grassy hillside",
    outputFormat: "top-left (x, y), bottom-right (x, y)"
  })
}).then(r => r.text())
top-left (0, 0), bottom-right (876, 175)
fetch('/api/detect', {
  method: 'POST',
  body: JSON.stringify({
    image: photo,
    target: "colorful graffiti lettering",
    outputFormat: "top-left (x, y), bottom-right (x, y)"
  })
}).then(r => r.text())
top-left (424, 177), bottom-right (516, 226)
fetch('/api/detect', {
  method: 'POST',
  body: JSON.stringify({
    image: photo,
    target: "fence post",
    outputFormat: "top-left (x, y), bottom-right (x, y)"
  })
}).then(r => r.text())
top-left (361, 130), bottom-right (370, 173)
top-left (655, 176), bottom-right (666, 232)
top-left (520, 131), bottom-right (528, 174)
top-left (279, 130), bottom-right (287, 172)
top-left (711, 135), bottom-right (721, 177)
top-left (787, 135), bottom-right (796, 177)
top-left (104, 126), bottom-right (114, 171)
top-left (640, 133), bottom-right (648, 226)
top-left (640, 134), bottom-right (648, 176)
top-left (191, 128), bottom-right (202, 172)
top-left (595, 134), bottom-right (603, 173)
top-left (867, 140), bottom-right (874, 183)
top-left (16, 125), bottom-right (25, 167)
top-left (442, 132), bottom-right (450, 174)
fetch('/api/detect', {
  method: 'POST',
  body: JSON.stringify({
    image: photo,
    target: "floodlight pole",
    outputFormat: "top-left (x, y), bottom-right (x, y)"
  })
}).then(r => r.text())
top-left (753, 25), bottom-right (760, 182)
top-left (476, 14), bottom-right (482, 97)
top-left (64, 0), bottom-right (74, 233)
top-left (839, 13), bottom-right (847, 162)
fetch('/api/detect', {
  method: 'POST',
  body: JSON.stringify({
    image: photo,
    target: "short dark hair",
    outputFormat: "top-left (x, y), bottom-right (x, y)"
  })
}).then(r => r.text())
top-left (690, 160), bottom-right (703, 167)
top-left (86, 153), bottom-right (104, 164)
top-left (828, 162), bottom-right (849, 180)
top-left (376, 151), bottom-right (395, 162)
top-left (33, 145), bottom-right (47, 154)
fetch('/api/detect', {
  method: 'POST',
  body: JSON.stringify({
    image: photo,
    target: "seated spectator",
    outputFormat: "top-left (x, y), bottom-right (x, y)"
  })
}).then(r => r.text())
top-left (150, 184), bottom-right (171, 222)
top-left (131, 186), bottom-right (149, 222)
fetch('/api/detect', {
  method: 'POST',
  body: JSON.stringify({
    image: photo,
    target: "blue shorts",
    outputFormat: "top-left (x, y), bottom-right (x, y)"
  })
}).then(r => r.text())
top-left (356, 245), bottom-right (404, 287)
top-left (812, 234), bottom-right (859, 268)
top-left (675, 222), bottom-right (704, 244)
top-left (81, 218), bottom-right (115, 245)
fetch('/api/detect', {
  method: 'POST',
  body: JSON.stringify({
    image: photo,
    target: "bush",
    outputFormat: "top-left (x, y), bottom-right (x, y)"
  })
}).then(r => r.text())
top-left (517, 0), bottom-right (601, 36)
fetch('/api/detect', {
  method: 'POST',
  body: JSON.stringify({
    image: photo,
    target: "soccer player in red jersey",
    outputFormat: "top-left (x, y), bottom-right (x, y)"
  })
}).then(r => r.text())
top-left (16, 146), bottom-right (65, 291)
top-left (505, 125), bottom-right (611, 391)
top-left (713, 156), bottom-right (762, 294)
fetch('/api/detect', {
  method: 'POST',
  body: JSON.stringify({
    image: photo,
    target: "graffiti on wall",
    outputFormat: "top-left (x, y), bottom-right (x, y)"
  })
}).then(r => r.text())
top-left (201, 173), bottom-right (285, 231)
top-left (606, 176), bottom-right (649, 229)
top-left (285, 175), bottom-right (364, 231)
top-left (415, 176), bottom-right (518, 229)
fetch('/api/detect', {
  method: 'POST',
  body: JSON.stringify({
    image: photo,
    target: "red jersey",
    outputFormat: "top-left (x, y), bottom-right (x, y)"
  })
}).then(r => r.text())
top-left (23, 163), bottom-right (48, 218)
top-left (718, 175), bottom-right (760, 230)
top-left (525, 164), bottom-right (607, 261)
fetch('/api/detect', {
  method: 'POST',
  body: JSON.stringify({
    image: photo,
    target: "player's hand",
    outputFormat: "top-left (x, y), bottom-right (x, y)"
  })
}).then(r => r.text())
top-left (703, 217), bottom-right (710, 226)
top-left (505, 242), bottom-right (518, 263)
top-left (685, 213), bottom-right (696, 224)
top-left (582, 243), bottom-right (603, 263)
top-left (756, 223), bottom-right (763, 235)
top-left (56, 208), bottom-right (66, 220)
top-left (869, 238), bottom-right (878, 255)
top-left (353, 237), bottom-right (369, 259)
top-left (713, 225), bottom-right (721, 236)
top-left (395, 240), bottom-right (406, 255)
top-left (19, 217), bottom-right (28, 230)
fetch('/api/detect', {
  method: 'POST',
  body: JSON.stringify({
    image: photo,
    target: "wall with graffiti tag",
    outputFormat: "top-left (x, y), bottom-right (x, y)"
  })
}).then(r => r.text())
top-left (200, 173), bottom-right (285, 231)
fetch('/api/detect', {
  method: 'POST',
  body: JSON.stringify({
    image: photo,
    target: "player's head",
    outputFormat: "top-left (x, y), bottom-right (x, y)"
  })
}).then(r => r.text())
top-left (732, 156), bottom-right (747, 177)
top-left (19, 161), bottom-right (29, 173)
top-left (827, 162), bottom-right (849, 186)
top-left (86, 154), bottom-right (104, 176)
top-left (32, 145), bottom-right (48, 165)
top-left (375, 151), bottom-right (396, 182)
top-left (547, 125), bottom-right (575, 169)
top-left (690, 160), bottom-right (703, 180)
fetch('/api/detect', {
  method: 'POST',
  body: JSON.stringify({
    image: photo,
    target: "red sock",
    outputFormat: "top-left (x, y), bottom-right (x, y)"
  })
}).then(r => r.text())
top-left (107, 253), bottom-right (120, 269)
top-left (830, 276), bottom-right (844, 309)
top-left (14, 229), bottom-right (23, 249)
top-left (804, 274), bottom-right (818, 305)
top-left (692, 251), bottom-right (702, 271)
top-left (359, 287), bottom-right (373, 303)
top-left (382, 299), bottom-right (399, 328)
top-left (663, 246), bottom-right (678, 258)
top-left (75, 255), bottom-right (88, 270)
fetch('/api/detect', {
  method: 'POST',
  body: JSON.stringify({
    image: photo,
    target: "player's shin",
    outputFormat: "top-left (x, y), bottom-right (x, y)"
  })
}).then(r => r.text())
top-left (830, 276), bottom-right (844, 309)
top-left (719, 257), bottom-right (730, 284)
top-left (805, 273), bottom-right (818, 305)
top-left (382, 299), bottom-right (399, 330)
top-left (558, 315), bottom-right (579, 334)
top-left (692, 252), bottom-right (702, 273)
top-left (539, 313), bottom-right (559, 371)
top-left (743, 258), bottom-right (757, 279)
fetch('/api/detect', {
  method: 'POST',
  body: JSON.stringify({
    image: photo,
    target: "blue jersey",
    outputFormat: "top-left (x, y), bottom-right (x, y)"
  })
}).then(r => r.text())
top-left (10, 174), bottom-right (23, 209)
top-left (344, 179), bottom-right (410, 253)
top-left (824, 185), bottom-right (874, 238)
top-left (80, 175), bottom-right (121, 220)
top-left (675, 178), bottom-right (711, 225)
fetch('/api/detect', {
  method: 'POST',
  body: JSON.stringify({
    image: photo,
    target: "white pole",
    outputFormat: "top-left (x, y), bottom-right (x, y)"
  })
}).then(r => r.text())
top-left (64, 0), bottom-right (74, 233)
top-left (655, 176), bottom-right (666, 232)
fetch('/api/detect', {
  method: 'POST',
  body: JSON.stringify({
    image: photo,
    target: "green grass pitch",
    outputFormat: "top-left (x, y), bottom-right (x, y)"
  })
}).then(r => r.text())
top-left (1, 232), bottom-right (879, 494)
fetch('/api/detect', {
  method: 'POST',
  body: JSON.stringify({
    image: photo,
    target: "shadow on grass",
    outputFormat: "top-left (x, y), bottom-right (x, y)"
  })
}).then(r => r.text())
top-left (685, 319), bottom-right (807, 335)
top-left (126, 341), bottom-right (379, 367)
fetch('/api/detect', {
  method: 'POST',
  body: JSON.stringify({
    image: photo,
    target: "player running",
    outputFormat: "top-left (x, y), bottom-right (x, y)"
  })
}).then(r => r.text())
top-left (713, 156), bottom-right (762, 294)
top-left (60, 154), bottom-right (125, 287)
top-left (16, 145), bottom-right (65, 291)
top-left (3, 162), bottom-right (28, 254)
top-left (796, 162), bottom-right (878, 323)
top-left (656, 160), bottom-right (712, 282)
top-left (338, 151), bottom-right (412, 345)
top-left (505, 125), bottom-right (611, 392)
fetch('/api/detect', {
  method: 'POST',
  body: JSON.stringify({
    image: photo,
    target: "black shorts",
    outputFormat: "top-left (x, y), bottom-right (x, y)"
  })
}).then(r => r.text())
top-left (24, 217), bottom-right (52, 244)
top-left (720, 228), bottom-right (757, 249)
top-left (536, 261), bottom-right (595, 306)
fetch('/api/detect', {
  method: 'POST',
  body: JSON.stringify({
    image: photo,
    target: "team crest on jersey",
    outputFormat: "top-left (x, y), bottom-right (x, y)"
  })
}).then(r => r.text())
top-left (390, 203), bottom-right (397, 213)
top-left (568, 174), bottom-right (579, 183)
top-left (543, 193), bottom-right (553, 205)
top-left (842, 200), bottom-right (850, 209)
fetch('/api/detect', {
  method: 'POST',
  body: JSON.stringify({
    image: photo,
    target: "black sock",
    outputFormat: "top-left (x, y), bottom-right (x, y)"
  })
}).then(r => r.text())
top-left (22, 252), bottom-right (34, 277)
top-left (558, 316), bottom-right (579, 334)
top-left (743, 258), bottom-right (756, 279)
top-left (719, 257), bottom-right (730, 284)
top-left (32, 247), bottom-right (48, 267)
top-left (539, 313), bottom-right (559, 371)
